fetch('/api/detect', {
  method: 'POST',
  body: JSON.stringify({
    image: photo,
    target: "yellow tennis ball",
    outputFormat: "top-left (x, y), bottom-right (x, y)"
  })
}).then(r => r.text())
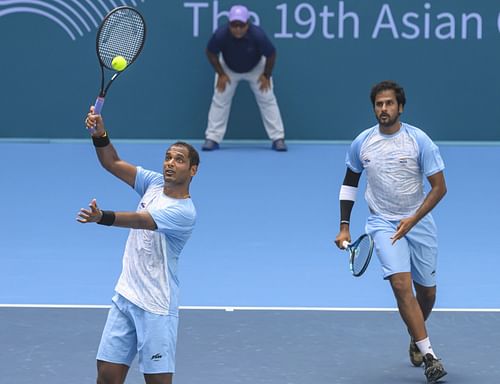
top-left (111, 55), bottom-right (127, 71)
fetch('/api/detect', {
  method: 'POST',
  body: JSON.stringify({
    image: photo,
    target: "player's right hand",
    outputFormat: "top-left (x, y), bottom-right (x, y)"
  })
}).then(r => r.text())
top-left (85, 106), bottom-right (106, 137)
top-left (334, 229), bottom-right (351, 249)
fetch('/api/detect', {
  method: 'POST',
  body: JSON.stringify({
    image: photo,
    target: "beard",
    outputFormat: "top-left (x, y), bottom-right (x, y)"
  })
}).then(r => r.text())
top-left (377, 112), bottom-right (400, 128)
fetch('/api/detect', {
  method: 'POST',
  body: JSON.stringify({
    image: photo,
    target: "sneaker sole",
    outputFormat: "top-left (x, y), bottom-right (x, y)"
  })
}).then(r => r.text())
top-left (427, 370), bottom-right (447, 384)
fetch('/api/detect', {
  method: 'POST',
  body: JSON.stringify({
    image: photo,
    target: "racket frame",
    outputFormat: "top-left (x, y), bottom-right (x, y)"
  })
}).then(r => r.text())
top-left (95, 6), bottom-right (146, 100)
top-left (89, 6), bottom-right (146, 133)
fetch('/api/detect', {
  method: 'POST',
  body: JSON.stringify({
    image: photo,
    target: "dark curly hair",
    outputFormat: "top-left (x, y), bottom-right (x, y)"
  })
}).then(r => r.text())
top-left (370, 80), bottom-right (406, 108)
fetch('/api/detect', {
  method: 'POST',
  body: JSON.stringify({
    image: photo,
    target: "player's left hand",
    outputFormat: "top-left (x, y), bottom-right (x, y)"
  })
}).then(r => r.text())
top-left (391, 216), bottom-right (417, 244)
top-left (77, 198), bottom-right (103, 224)
top-left (259, 75), bottom-right (271, 92)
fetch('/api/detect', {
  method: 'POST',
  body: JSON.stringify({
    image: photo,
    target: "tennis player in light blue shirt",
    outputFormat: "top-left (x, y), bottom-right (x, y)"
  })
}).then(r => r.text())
top-left (334, 81), bottom-right (448, 384)
top-left (78, 107), bottom-right (199, 384)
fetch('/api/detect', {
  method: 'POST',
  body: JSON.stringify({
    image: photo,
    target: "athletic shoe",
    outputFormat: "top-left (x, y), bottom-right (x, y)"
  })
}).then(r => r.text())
top-left (202, 139), bottom-right (219, 151)
top-left (272, 139), bottom-right (287, 151)
top-left (423, 353), bottom-right (447, 383)
top-left (409, 338), bottom-right (424, 367)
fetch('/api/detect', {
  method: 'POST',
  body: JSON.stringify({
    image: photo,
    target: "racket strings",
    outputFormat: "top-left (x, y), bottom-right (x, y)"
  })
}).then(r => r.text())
top-left (352, 236), bottom-right (372, 274)
top-left (98, 8), bottom-right (145, 70)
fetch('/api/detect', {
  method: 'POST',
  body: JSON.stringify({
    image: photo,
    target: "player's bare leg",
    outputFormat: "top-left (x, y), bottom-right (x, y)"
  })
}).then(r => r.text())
top-left (389, 272), bottom-right (427, 341)
top-left (390, 273), bottom-right (447, 382)
top-left (409, 281), bottom-right (437, 366)
top-left (97, 360), bottom-right (129, 384)
top-left (144, 373), bottom-right (173, 384)
top-left (414, 282), bottom-right (436, 320)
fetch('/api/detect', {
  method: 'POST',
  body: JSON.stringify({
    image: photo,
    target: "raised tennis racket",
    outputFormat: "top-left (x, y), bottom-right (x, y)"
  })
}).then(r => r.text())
top-left (342, 234), bottom-right (374, 277)
top-left (89, 6), bottom-right (146, 133)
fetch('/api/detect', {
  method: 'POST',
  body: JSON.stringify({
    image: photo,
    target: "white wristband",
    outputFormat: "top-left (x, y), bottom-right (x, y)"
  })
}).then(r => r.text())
top-left (339, 185), bottom-right (358, 201)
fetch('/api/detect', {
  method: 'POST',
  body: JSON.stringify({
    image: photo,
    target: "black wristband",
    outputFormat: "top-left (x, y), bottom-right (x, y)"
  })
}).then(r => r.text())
top-left (92, 132), bottom-right (110, 147)
top-left (98, 210), bottom-right (115, 226)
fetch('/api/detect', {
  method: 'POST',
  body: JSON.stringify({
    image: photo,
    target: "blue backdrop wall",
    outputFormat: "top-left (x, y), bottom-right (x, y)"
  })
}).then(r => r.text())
top-left (1, 0), bottom-right (499, 141)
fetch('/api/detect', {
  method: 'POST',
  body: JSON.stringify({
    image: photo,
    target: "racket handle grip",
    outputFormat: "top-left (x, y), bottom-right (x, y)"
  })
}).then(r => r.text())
top-left (342, 240), bottom-right (350, 249)
top-left (88, 97), bottom-right (105, 135)
top-left (93, 97), bottom-right (105, 115)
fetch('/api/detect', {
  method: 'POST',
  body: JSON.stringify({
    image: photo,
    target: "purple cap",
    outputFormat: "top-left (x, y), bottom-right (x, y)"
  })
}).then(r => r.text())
top-left (229, 5), bottom-right (249, 22)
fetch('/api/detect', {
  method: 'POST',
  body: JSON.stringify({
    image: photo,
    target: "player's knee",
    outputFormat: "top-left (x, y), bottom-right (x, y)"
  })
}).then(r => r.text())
top-left (389, 274), bottom-right (413, 297)
top-left (417, 286), bottom-right (436, 302)
top-left (144, 373), bottom-right (173, 384)
top-left (96, 367), bottom-right (125, 384)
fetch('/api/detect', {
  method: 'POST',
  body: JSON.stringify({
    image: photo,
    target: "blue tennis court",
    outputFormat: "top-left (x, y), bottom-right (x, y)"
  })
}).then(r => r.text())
top-left (1, 140), bottom-right (499, 383)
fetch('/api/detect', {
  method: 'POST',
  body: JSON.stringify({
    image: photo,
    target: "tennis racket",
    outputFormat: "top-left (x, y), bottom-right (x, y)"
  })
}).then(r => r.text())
top-left (89, 6), bottom-right (146, 133)
top-left (342, 234), bottom-right (374, 277)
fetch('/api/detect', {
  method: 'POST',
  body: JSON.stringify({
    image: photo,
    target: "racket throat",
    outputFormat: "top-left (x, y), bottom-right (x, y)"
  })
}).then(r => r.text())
top-left (102, 72), bottom-right (121, 96)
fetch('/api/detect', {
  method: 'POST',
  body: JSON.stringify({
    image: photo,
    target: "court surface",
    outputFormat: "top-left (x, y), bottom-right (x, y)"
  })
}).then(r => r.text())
top-left (1, 140), bottom-right (499, 383)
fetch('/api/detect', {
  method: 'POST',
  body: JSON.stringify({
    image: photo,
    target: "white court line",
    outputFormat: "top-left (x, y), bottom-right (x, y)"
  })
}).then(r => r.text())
top-left (0, 304), bottom-right (499, 312)
top-left (0, 304), bottom-right (110, 309)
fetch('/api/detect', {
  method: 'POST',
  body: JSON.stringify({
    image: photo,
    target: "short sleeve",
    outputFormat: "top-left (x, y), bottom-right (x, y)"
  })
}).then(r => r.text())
top-left (149, 203), bottom-right (195, 238)
top-left (345, 129), bottom-right (372, 173)
top-left (207, 25), bottom-right (226, 54)
top-left (134, 167), bottom-right (163, 197)
top-left (415, 132), bottom-right (445, 177)
top-left (256, 28), bottom-right (275, 57)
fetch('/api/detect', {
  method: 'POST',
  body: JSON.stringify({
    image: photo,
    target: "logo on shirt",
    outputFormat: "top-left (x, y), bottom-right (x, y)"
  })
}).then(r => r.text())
top-left (399, 158), bottom-right (408, 164)
top-left (151, 353), bottom-right (163, 361)
top-left (140, 202), bottom-right (146, 208)
top-left (362, 158), bottom-right (371, 164)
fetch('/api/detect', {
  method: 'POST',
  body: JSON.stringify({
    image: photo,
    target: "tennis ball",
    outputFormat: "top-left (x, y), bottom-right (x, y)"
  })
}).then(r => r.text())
top-left (111, 55), bottom-right (127, 71)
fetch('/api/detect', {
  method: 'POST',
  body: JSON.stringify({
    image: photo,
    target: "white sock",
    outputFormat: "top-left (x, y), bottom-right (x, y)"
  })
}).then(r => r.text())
top-left (415, 337), bottom-right (437, 358)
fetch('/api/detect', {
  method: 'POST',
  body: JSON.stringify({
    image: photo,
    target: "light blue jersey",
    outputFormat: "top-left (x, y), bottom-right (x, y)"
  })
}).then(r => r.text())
top-left (115, 166), bottom-right (196, 316)
top-left (346, 123), bottom-right (444, 221)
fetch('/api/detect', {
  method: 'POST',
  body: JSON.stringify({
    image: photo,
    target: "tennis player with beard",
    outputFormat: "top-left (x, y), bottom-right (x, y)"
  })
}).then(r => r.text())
top-left (334, 81), bottom-right (448, 384)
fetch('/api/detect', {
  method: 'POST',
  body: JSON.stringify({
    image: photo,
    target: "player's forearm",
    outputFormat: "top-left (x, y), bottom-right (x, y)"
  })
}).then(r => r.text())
top-left (91, 134), bottom-right (137, 186)
top-left (94, 142), bottom-right (120, 171)
top-left (340, 200), bottom-right (354, 229)
top-left (412, 184), bottom-right (447, 223)
top-left (339, 168), bottom-right (361, 228)
top-left (411, 171), bottom-right (447, 222)
top-left (114, 211), bottom-right (157, 230)
top-left (91, 130), bottom-right (119, 170)
top-left (99, 210), bottom-right (157, 230)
